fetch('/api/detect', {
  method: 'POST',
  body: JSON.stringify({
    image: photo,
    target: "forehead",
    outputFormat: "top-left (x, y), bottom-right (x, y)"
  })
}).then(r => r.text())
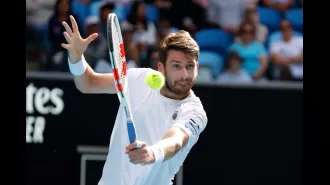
top-left (243, 24), bottom-right (253, 29)
top-left (281, 21), bottom-right (291, 27)
top-left (166, 50), bottom-right (197, 64)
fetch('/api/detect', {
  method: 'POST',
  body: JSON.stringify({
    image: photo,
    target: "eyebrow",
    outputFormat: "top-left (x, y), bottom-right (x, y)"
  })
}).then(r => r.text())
top-left (170, 60), bottom-right (195, 64)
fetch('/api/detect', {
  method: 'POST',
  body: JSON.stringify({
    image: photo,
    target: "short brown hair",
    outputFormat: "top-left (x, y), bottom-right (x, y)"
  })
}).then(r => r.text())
top-left (159, 30), bottom-right (199, 65)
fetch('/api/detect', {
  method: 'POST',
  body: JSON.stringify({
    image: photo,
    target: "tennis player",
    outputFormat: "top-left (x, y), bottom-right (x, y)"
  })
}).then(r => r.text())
top-left (61, 15), bottom-right (207, 185)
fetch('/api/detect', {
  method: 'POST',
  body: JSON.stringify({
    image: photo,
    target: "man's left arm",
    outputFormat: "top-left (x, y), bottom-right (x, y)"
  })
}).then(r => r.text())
top-left (126, 105), bottom-right (207, 165)
top-left (153, 127), bottom-right (190, 162)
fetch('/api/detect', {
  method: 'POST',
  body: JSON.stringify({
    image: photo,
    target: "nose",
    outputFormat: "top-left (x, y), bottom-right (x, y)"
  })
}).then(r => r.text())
top-left (181, 68), bottom-right (189, 79)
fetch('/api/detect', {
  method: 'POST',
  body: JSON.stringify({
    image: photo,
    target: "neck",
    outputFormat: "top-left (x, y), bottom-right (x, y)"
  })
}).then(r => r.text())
top-left (283, 36), bottom-right (292, 42)
top-left (241, 40), bottom-right (250, 45)
top-left (160, 87), bottom-right (189, 100)
top-left (229, 69), bottom-right (240, 73)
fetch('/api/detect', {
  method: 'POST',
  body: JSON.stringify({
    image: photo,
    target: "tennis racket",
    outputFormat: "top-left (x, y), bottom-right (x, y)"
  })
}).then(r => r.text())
top-left (107, 13), bottom-right (138, 145)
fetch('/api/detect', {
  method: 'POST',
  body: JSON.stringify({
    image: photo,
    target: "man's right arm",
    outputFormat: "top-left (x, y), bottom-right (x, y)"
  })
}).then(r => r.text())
top-left (62, 15), bottom-right (117, 94)
top-left (69, 55), bottom-right (117, 94)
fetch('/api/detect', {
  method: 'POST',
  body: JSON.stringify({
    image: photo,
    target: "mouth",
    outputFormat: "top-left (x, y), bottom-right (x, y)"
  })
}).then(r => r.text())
top-left (177, 82), bottom-right (190, 86)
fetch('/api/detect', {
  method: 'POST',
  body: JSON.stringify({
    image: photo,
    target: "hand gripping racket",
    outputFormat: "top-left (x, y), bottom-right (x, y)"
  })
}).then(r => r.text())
top-left (106, 13), bottom-right (140, 146)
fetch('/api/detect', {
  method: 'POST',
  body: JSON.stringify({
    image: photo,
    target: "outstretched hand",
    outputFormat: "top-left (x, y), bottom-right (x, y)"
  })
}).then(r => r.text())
top-left (61, 15), bottom-right (99, 63)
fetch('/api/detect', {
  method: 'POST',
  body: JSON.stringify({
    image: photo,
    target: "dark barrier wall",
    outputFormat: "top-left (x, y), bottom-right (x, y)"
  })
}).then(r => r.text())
top-left (26, 74), bottom-right (302, 185)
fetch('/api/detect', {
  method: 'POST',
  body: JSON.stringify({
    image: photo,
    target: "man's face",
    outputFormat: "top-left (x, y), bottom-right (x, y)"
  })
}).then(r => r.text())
top-left (159, 50), bottom-right (198, 97)
top-left (280, 20), bottom-right (293, 40)
top-left (228, 58), bottom-right (241, 73)
top-left (101, 8), bottom-right (113, 21)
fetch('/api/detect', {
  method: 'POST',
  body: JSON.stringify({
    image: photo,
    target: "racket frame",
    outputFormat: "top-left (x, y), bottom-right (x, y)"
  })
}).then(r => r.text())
top-left (107, 13), bottom-right (137, 144)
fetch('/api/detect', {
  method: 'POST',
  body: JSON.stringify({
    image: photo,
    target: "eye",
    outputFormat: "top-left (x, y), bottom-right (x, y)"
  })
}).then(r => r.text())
top-left (187, 64), bottom-right (195, 69)
top-left (172, 64), bottom-right (180, 68)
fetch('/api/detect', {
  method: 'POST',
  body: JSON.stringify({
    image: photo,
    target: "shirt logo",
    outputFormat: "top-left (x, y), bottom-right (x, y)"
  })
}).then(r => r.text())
top-left (172, 111), bottom-right (178, 120)
top-left (185, 118), bottom-right (199, 135)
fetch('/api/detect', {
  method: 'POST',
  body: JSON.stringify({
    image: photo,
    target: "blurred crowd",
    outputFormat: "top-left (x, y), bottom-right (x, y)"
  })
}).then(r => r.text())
top-left (26, 0), bottom-right (303, 83)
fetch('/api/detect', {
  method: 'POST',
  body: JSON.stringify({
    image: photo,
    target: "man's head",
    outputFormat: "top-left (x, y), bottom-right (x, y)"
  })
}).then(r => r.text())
top-left (280, 19), bottom-right (293, 41)
top-left (85, 16), bottom-right (100, 36)
top-left (226, 51), bottom-right (242, 73)
top-left (238, 20), bottom-right (256, 43)
top-left (99, 2), bottom-right (115, 22)
top-left (157, 30), bottom-right (199, 99)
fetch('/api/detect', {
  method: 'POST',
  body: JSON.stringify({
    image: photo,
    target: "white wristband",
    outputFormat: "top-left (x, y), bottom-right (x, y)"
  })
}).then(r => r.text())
top-left (68, 56), bottom-right (87, 76)
top-left (149, 144), bottom-right (165, 163)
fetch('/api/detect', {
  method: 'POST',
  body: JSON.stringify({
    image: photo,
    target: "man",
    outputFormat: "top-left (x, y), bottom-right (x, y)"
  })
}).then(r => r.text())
top-left (216, 51), bottom-right (253, 83)
top-left (270, 19), bottom-right (303, 81)
top-left (61, 15), bottom-right (207, 185)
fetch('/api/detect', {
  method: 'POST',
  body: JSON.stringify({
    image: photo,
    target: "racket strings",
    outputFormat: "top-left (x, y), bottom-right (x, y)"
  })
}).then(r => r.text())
top-left (112, 19), bottom-right (126, 89)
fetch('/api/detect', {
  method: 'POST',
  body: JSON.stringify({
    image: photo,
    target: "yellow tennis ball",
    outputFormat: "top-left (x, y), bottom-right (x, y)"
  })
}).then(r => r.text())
top-left (145, 71), bottom-right (165, 90)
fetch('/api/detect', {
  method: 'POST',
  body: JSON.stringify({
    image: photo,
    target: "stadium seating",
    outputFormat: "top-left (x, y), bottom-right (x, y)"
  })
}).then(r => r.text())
top-left (194, 29), bottom-right (233, 55)
top-left (285, 8), bottom-right (303, 32)
top-left (71, 1), bottom-right (89, 29)
top-left (257, 7), bottom-right (282, 32)
top-left (198, 51), bottom-right (224, 78)
top-left (146, 4), bottom-right (160, 22)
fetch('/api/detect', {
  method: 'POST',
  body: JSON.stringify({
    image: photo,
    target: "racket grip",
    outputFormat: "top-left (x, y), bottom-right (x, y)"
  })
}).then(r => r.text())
top-left (127, 121), bottom-right (137, 144)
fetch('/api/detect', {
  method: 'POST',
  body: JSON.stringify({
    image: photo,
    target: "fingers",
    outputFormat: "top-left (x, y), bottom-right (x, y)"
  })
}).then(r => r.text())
top-left (127, 147), bottom-right (147, 156)
top-left (84, 33), bottom-right (98, 45)
top-left (70, 15), bottom-right (80, 34)
top-left (126, 141), bottom-right (145, 151)
top-left (62, 21), bottom-right (73, 36)
top-left (135, 140), bottom-right (147, 148)
top-left (63, 32), bottom-right (71, 43)
top-left (129, 154), bottom-right (148, 164)
top-left (61, 43), bottom-right (70, 49)
top-left (126, 143), bottom-right (135, 152)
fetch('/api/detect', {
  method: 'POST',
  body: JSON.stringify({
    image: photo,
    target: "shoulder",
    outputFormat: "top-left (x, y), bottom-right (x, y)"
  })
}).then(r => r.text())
top-left (259, 24), bottom-right (268, 32)
top-left (229, 42), bottom-right (242, 51)
top-left (240, 69), bottom-right (253, 79)
top-left (127, 68), bottom-right (155, 80)
top-left (171, 92), bottom-right (208, 144)
top-left (292, 36), bottom-right (303, 45)
top-left (251, 41), bottom-right (264, 47)
top-left (270, 40), bottom-right (283, 47)
top-left (178, 92), bottom-right (208, 122)
top-left (127, 68), bottom-right (158, 93)
top-left (230, 42), bottom-right (241, 48)
top-left (293, 36), bottom-right (303, 42)
top-left (217, 72), bottom-right (229, 81)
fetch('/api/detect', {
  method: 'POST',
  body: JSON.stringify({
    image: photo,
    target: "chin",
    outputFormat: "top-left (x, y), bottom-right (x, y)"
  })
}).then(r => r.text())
top-left (174, 85), bottom-right (192, 96)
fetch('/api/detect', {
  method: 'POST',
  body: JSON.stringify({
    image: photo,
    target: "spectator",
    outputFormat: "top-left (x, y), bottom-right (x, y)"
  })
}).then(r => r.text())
top-left (47, 0), bottom-right (83, 71)
top-left (141, 47), bottom-right (160, 69)
top-left (99, 1), bottom-right (115, 38)
top-left (261, 0), bottom-right (294, 12)
top-left (144, 0), bottom-right (172, 20)
top-left (269, 19), bottom-right (303, 81)
top-left (163, 0), bottom-right (206, 32)
top-left (206, 0), bottom-right (257, 34)
top-left (122, 0), bottom-right (157, 46)
top-left (121, 23), bottom-right (140, 68)
top-left (26, 0), bottom-right (57, 65)
top-left (121, 0), bottom-right (157, 61)
top-left (229, 20), bottom-right (269, 80)
top-left (156, 17), bottom-right (179, 42)
top-left (84, 16), bottom-right (108, 69)
top-left (236, 6), bottom-right (268, 44)
top-left (216, 51), bottom-right (253, 83)
top-left (27, 0), bottom-right (57, 27)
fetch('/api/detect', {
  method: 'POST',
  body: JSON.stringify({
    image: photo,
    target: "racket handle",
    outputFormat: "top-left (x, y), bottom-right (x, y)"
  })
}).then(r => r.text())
top-left (127, 121), bottom-right (137, 144)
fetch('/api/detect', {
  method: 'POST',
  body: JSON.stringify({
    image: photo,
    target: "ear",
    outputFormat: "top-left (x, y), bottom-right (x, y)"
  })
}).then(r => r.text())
top-left (196, 62), bottom-right (199, 75)
top-left (158, 62), bottom-right (165, 74)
